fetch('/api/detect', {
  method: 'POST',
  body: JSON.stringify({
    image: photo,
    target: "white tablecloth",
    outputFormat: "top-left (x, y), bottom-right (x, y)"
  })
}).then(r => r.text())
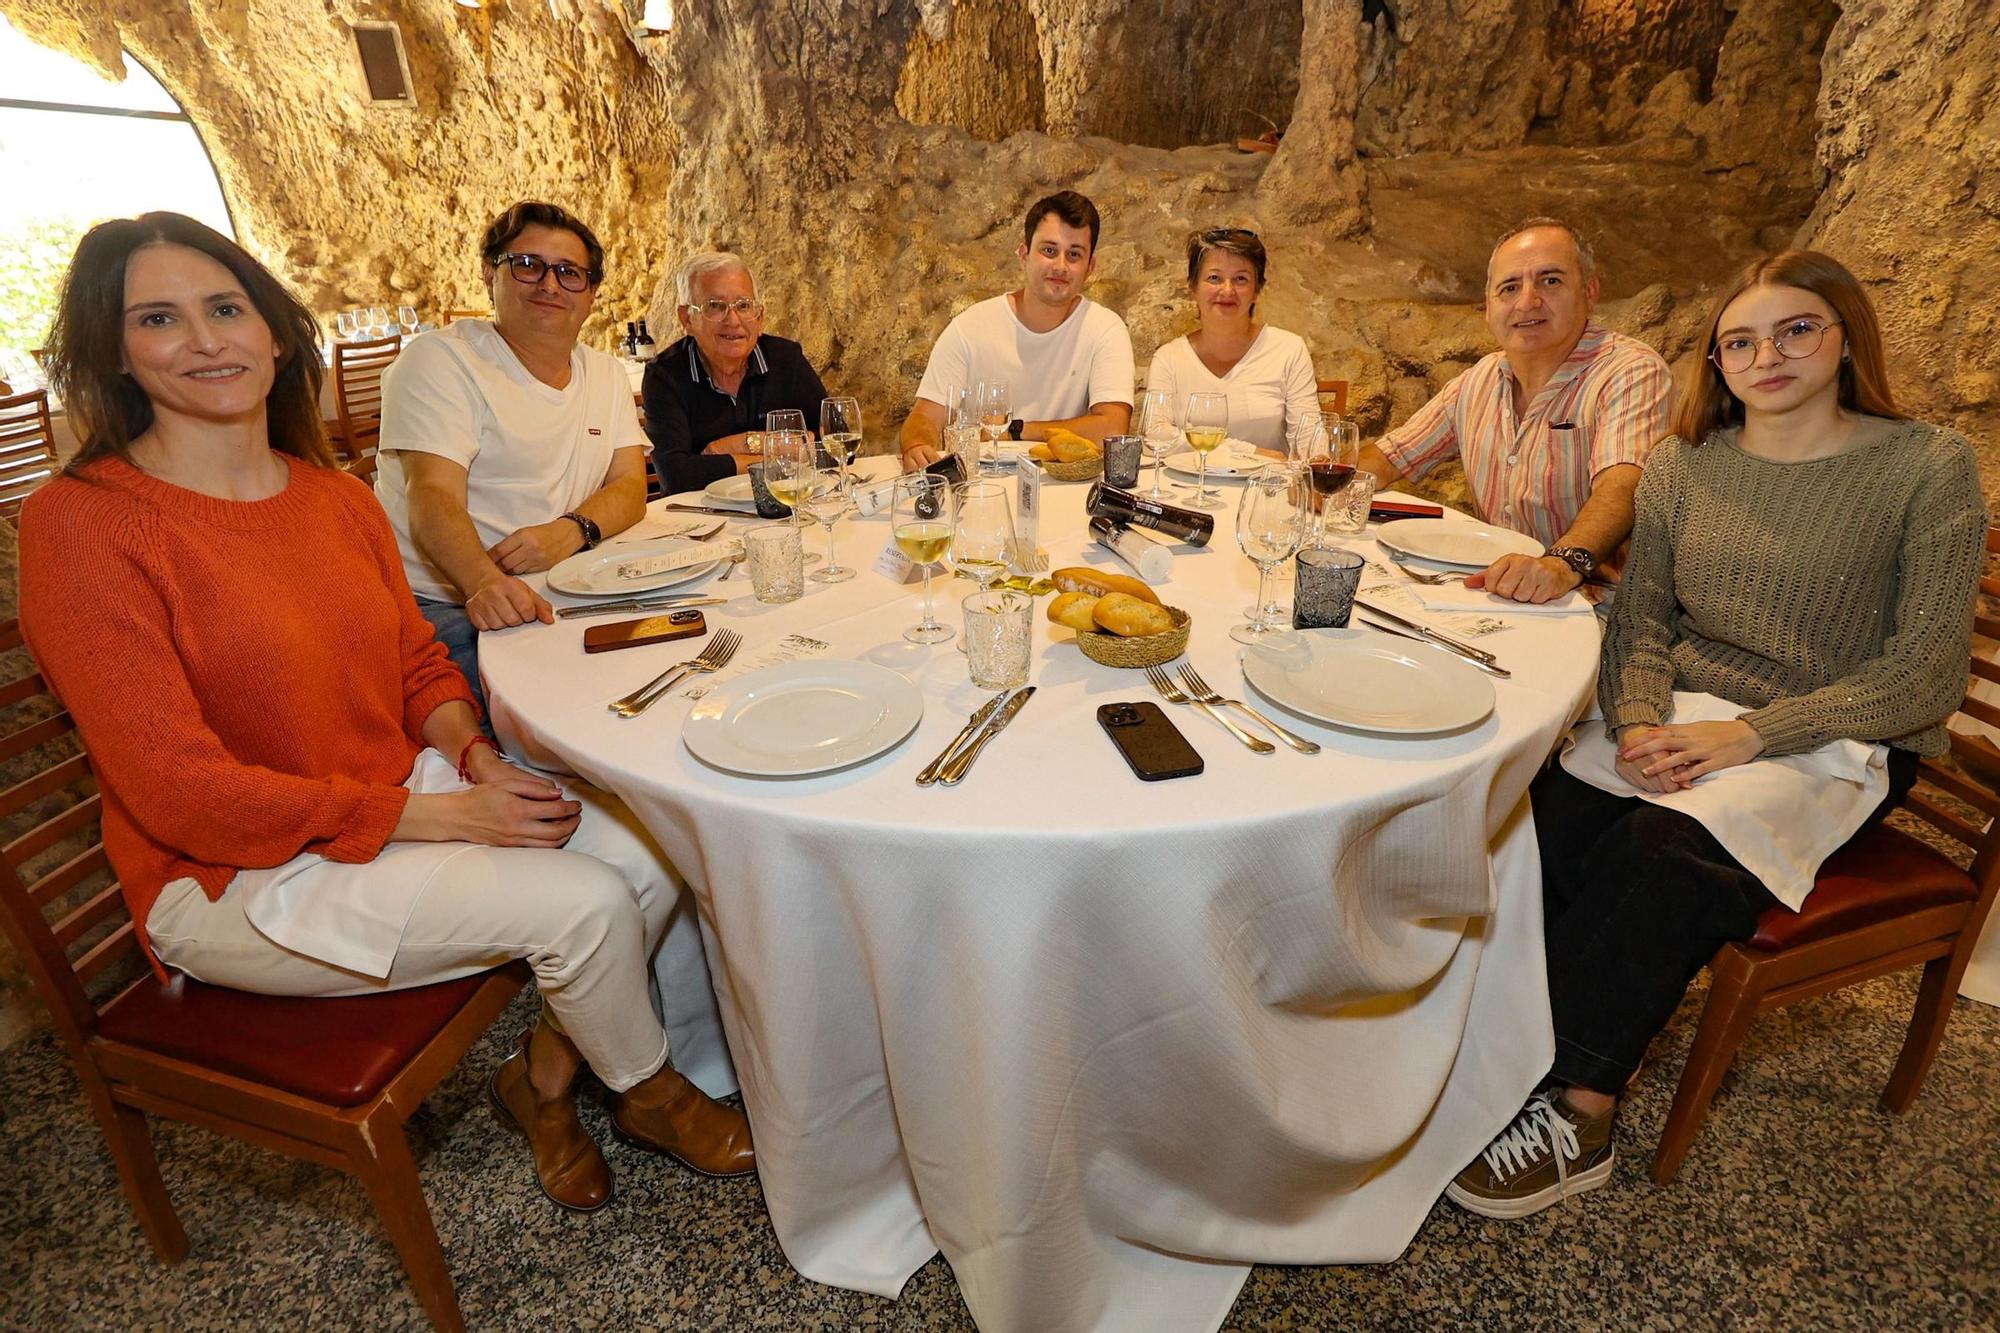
top-left (480, 466), bottom-right (1600, 1331)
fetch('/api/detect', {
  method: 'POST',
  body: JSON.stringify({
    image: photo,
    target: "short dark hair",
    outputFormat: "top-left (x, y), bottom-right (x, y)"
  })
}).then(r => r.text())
top-left (481, 201), bottom-right (605, 284)
top-left (1185, 227), bottom-right (1268, 288)
top-left (1489, 215), bottom-right (1596, 284)
top-left (1022, 191), bottom-right (1101, 254)
top-left (47, 212), bottom-right (334, 472)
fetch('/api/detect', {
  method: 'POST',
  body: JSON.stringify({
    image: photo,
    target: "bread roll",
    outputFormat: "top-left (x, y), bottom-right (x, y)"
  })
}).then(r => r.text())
top-left (1092, 592), bottom-right (1175, 638)
top-left (1051, 566), bottom-right (1161, 605)
top-left (1047, 432), bottom-right (1101, 463)
top-left (1047, 591), bottom-right (1102, 632)
top-left (1027, 443), bottom-right (1056, 461)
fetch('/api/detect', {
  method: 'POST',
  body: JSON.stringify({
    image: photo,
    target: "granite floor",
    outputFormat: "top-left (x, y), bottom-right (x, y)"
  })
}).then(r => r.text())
top-left (2, 967), bottom-right (1996, 1332)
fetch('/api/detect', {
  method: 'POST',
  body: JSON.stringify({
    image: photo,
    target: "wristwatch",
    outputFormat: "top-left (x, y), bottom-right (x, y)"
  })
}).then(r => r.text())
top-left (1008, 418), bottom-right (1025, 441)
top-left (563, 511), bottom-right (602, 551)
top-left (1547, 545), bottom-right (1597, 580)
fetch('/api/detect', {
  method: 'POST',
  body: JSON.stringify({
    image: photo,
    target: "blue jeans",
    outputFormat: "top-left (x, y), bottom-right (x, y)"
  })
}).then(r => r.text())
top-left (415, 595), bottom-right (491, 734)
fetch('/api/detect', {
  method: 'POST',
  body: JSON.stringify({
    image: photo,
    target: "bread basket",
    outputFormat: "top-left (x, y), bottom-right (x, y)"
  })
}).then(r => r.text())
top-left (1074, 606), bottom-right (1191, 668)
top-left (1038, 455), bottom-right (1104, 482)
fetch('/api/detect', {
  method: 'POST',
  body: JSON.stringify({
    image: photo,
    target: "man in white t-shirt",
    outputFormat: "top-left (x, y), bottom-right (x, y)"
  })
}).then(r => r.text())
top-left (899, 191), bottom-right (1135, 470)
top-left (377, 201), bottom-right (648, 710)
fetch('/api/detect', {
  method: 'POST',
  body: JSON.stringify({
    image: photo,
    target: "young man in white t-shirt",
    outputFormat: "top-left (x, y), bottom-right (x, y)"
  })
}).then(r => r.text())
top-left (899, 191), bottom-right (1135, 470)
top-left (376, 201), bottom-right (649, 711)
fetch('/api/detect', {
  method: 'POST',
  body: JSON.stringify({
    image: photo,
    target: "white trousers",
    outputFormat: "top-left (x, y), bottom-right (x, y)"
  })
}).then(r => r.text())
top-left (147, 753), bottom-right (681, 1091)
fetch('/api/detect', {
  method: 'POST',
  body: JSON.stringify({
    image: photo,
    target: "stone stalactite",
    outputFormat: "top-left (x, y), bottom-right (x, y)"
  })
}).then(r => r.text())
top-left (1257, 0), bottom-right (1368, 234)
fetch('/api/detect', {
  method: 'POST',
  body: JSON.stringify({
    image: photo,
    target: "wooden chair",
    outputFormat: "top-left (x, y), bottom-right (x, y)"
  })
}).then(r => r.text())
top-left (345, 451), bottom-right (380, 484)
top-left (0, 620), bottom-right (528, 1329)
top-left (1651, 527), bottom-right (2000, 1182)
top-left (439, 309), bottom-right (483, 325)
top-left (1316, 378), bottom-right (1349, 418)
top-left (0, 389), bottom-right (60, 520)
top-left (330, 334), bottom-right (401, 464)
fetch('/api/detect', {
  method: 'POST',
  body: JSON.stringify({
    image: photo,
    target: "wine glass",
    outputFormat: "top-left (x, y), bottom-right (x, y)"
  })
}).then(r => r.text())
top-left (951, 481), bottom-right (1018, 590)
top-left (820, 396), bottom-right (863, 497)
top-left (397, 305), bottom-right (419, 336)
top-left (763, 429), bottom-right (815, 531)
top-left (1231, 468), bottom-right (1310, 645)
top-left (1138, 389), bottom-right (1177, 500)
top-left (802, 468), bottom-right (854, 583)
top-left (943, 386), bottom-right (980, 475)
top-left (1182, 391), bottom-right (1229, 510)
top-left (1304, 413), bottom-right (1361, 547)
top-left (976, 381), bottom-right (1011, 473)
top-left (366, 306), bottom-right (390, 338)
top-left (335, 310), bottom-right (358, 343)
top-left (893, 474), bottom-right (957, 644)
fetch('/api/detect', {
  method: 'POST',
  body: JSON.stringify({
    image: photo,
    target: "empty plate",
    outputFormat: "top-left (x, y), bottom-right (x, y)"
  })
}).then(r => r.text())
top-left (683, 660), bottom-right (924, 777)
top-left (1374, 518), bottom-right (1544, 569)
top-left (1242, 628), bottom-right (1495, 734)
top-left (546, 536), bottom-right (725, 597)
top-left (1164, 441), bottom-right (1267, 479)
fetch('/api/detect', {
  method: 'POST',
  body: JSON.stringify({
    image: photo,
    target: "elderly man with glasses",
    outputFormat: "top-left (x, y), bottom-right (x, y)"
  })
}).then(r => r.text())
top-left (641, 251), bottom-right (829, 496)
top-left (377, 200), bottom-right (649, 711)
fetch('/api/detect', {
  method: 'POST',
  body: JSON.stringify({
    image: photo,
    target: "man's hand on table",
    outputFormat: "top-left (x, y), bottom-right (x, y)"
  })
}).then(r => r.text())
top-left (901, 445), bottom-right (943, 471)
top-left (1466, 553), bottom-right (1582, 604)
top-left (489, 520), bottom-right (583, 575)
top-left (467, 573), bottom-right (554, 630)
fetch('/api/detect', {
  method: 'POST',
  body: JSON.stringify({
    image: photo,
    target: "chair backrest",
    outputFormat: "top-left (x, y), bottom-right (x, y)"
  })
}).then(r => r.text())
top-left (345, 451), bottom-right (379, 484)
top-left (332, 335), bottom-right (402, 463)
top-left (1316, 379), bottom-right (1350, 419)
top-left (0, 620), bottom-right (135, 1054)
top-left (439, 309), bottom-right (483, 325)
top-left (0, 390), bottom-right (60, 520)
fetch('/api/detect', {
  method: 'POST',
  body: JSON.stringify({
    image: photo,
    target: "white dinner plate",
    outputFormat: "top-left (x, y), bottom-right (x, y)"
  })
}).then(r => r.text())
top-left (545, 536), bottom-right (725, 597)
top-left (683, 661), bottom-right (924, 777)
top-left (1163, 441), bottom-right (1269, 479)
top-left (1374, 518), bottom-right (1543, 570)
top-left (703, 475), bottom-right (757, 509)
top-left (1242, 628), bottom-right (1496, 735)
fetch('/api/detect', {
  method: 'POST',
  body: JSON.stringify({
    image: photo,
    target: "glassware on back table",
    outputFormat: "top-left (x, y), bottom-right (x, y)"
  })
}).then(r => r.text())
top-left (1138, 389), bottom-right (1177, 501)
top-left (1304, 414), bottom-right (1360, 547)
top-left (335, 310), bottom-right (359, 342)
top-left (367, 306), bottom-right (390, 338)
top-left (802, 467), bottom-right (855, 583)
top-left (820, 396), bottom-right (863, 497)
top-left (397, 305), bottom-right (420, 336)
top-left (1182, 391), bottom-right (1229, 511)
top-left (976, 380), bottom-right (1011, 473)
top-left (894, 474), bottom-right (957, 644)
top-left (1231, 468), bottom-right (1310, 645)
top-left (951, 481), bottom-right (1018, 591)
top-left (763, 430), bottom-right (815, 530)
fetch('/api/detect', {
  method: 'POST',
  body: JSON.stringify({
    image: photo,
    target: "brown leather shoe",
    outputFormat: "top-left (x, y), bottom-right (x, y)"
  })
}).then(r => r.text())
top-left (489, 1031), bottom-right (614, 1212)
top-left (611, 1065), bottom-right (756, 1179)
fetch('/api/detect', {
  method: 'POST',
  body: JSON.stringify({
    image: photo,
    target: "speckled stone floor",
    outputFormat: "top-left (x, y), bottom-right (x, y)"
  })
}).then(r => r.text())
top-left (2, 968), bottom-right (1995, 1332)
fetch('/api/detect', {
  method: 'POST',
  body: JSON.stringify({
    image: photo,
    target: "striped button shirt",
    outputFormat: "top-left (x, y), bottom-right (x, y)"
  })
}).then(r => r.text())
top-left (1377, 322), bottom-right (1673, 549)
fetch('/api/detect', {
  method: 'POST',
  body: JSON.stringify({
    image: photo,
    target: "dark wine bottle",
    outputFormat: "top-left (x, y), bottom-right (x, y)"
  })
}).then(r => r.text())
top-left (1085, 482), bottom-right (1214, 547)
top-left (636, 319), bottom-right (658, 360)
top-left (622, 321), bottom-right (639, 358)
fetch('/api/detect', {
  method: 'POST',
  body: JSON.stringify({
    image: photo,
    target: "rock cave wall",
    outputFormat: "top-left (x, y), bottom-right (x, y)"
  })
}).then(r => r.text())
top-left (0, 0), bottom-right (1996, 1040)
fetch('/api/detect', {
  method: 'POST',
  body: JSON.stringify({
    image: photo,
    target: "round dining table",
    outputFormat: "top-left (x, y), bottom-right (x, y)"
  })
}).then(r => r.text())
top-left (480, 455), bottom-right (1601, 1333)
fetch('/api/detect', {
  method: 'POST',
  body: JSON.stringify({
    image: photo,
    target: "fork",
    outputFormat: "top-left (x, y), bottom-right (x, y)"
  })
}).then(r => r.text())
top-left (1392, 558), bottom-right (1462, 585)
top-left (1176, 665), bottom-right (1320, 755)
top-left (1144, 665), bottom-right (1274, 754)
top-left (607, 629), bottom-right (742, 717)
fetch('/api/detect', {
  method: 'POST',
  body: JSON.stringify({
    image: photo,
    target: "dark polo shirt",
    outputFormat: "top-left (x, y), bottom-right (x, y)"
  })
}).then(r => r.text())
top-left (641, 334), bottom-right (829, 495)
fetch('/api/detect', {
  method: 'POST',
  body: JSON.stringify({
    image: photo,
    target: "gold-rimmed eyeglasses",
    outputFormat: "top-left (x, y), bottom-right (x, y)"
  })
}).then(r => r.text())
top-left (1710, 319), bottom-right (1843, 374)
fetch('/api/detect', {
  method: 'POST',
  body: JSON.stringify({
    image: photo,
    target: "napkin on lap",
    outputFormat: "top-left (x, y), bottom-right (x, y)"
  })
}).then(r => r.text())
top-left (1408, 580), bottom-right (1592, 616)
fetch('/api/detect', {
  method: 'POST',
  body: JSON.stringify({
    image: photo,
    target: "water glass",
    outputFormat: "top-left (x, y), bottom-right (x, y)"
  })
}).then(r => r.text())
top-left (743, 525), bottom-right (804, 604)
top-left (1138, 389), bottom-right (1177, 500)
top-left (803, 468), bottom-right (855, 583)
top-left (1294, 548), bottom-right (1366, 629)
top-left (962, 589), bottom-right (1032, 689)
top-left (951, 481), bottom-right (1018, 589)
top-left (1103, 435), bottom-right (1145, 488)
top-left (1323, 469), bottom-right (1378, 538)
top-left (1231, 469), bottom-right (1310, 645)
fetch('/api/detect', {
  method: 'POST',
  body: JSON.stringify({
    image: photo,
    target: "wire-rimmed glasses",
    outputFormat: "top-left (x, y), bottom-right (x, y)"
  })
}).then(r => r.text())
top-left (894, 475), bottom-right (957, 644)
top-left (1182, 392), bottom-right (1229, 510)
top-left (1231, 468), bottom-right (1310, 645)
top-left (1710, 318), bottom-right (1844, 373)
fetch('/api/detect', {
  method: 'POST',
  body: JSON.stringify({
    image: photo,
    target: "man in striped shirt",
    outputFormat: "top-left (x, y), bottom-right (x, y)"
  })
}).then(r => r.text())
top-left (1359, 218), bottom-right (1673, 603)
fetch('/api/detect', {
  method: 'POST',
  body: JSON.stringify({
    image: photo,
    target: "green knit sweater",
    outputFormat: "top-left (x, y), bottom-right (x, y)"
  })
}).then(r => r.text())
top-left (1600, 419), bottom-right (1986, 757)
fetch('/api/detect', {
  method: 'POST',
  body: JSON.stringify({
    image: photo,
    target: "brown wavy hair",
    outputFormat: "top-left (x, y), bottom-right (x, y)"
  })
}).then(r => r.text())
top-left (47, 212), bottom-right (334, 472)
top-left (1672, 250), bottom-right (1903, 444)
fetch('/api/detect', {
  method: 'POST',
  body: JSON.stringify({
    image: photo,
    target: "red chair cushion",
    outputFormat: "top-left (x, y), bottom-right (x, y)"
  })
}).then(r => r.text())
top-left (96, 972), bottom-right (494, 1107)
top-left (1751, 822), bottom-right (1977, 951)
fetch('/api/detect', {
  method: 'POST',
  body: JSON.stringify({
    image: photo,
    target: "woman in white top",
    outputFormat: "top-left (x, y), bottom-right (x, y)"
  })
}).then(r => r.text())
top-left (1145, 228), bottom-right (1320, 452)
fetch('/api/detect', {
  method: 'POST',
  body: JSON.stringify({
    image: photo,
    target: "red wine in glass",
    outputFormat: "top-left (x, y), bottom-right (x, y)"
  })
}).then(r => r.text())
top-left (1309, 457), bottom-right (1354, 495)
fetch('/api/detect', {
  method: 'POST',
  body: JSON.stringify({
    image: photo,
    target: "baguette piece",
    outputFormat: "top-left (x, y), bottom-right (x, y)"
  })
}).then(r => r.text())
top-left (1045, 429), bottom-right (1102, 463)
top-left (1047, 591), bottom-right (1102, 632)
top-left (1051, 565), bottom-right (1161, 605)
top-left (1092, 592), bottom-right (1175, 637)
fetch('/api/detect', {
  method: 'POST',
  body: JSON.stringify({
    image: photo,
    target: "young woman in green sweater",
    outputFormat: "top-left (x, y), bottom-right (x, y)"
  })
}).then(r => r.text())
top-left (1448, 250), bottom-right (1986, 1219)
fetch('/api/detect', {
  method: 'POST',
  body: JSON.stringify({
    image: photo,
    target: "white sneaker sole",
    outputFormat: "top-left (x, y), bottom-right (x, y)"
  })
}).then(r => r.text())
top-left (1445, 1147), bottom-right (1616, 1220)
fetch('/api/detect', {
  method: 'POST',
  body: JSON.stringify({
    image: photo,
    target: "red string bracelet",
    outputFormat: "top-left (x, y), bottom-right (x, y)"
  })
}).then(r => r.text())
top-left (457, 735), bottom-right (499, 782)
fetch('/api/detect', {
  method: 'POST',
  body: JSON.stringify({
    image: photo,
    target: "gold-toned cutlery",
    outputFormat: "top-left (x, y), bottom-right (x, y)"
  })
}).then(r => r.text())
top-left (1175, 664), bottom-right (1319, 755)
top-left (607, 629), bottom-right (742, 717)
top-left (1144, 665), bottom-right (1275, 754)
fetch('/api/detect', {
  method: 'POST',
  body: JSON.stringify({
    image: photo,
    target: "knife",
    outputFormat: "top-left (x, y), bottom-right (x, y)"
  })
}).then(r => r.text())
top-left (937, 686), bottom-right (1035, 785)
top-left (1352, 597), bottom-right (1499, 665)
top-left (1357, 615), bottom-right (1513, 679)
top-left (914, 691), bottom-right (1011, 786)
top-left (660, 503), bottom-right (758, 516)
top-left (556, 596), bottom-right (726, 620)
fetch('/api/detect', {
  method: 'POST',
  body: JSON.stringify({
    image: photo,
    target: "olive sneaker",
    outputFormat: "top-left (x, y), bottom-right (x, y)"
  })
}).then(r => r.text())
top-left (1445, 1091), bottom-right (1615, 1219)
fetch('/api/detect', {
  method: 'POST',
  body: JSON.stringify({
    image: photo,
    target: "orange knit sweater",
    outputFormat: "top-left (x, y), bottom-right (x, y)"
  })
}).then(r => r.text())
top-left (17, 455), bottom-right (475, 968)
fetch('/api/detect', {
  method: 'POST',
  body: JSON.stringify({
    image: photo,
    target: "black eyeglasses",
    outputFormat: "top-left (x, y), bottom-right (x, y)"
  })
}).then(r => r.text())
top-left (493, 252), bottom-right (597, 293)
top-left (1710, 319), bottom-right (1842, 374)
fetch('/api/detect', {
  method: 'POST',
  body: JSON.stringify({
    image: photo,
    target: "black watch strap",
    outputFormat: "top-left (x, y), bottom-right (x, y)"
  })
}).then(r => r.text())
top-left (1547, 545), bottom-right (1596, 579)
top-left (1008, 418), bottom-right (1025, 441)
top-left (563, 511), bottom-right (602, 551)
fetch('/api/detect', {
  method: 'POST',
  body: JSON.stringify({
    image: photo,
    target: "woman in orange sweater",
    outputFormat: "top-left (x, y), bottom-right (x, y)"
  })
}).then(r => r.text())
top-left (19, 212), bottom-right (751, 1212)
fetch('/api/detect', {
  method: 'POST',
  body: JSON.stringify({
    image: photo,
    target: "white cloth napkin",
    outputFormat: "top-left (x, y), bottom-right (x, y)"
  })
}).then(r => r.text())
top-left (1408, 579), bottom-right (1592, 617)
top-left (610, 512), bottom-right (724, 545)
top-left (1559, 691), bottom-right (1888, 910)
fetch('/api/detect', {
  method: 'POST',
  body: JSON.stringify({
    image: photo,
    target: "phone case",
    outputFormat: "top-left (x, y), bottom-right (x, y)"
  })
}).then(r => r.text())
top-left (924, 453), bottom-right (968, 487)
top-left (582, 610), bottom-right (708, 654)
top-left (1097, 702), bottom-right (1204, 781)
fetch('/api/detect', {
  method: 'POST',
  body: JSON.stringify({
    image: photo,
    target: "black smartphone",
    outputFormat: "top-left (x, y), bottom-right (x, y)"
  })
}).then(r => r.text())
top-left (1097, 702), bottom-right (1204, 781)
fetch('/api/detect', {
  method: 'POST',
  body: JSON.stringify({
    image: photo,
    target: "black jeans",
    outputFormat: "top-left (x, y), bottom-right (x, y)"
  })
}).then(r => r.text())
top-left (1532, 747), bottom-right (1918, 1095)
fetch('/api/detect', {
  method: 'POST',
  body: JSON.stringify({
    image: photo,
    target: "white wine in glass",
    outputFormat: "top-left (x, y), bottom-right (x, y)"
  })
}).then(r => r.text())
top-left (894, 474), bottom-right (956, 644)
top-left (1183, 391), bottom-right (1229, 510)
top-left (820, 396), bottom-right (863, 497)
top-left (764, 430), bottom-right (815, 527)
